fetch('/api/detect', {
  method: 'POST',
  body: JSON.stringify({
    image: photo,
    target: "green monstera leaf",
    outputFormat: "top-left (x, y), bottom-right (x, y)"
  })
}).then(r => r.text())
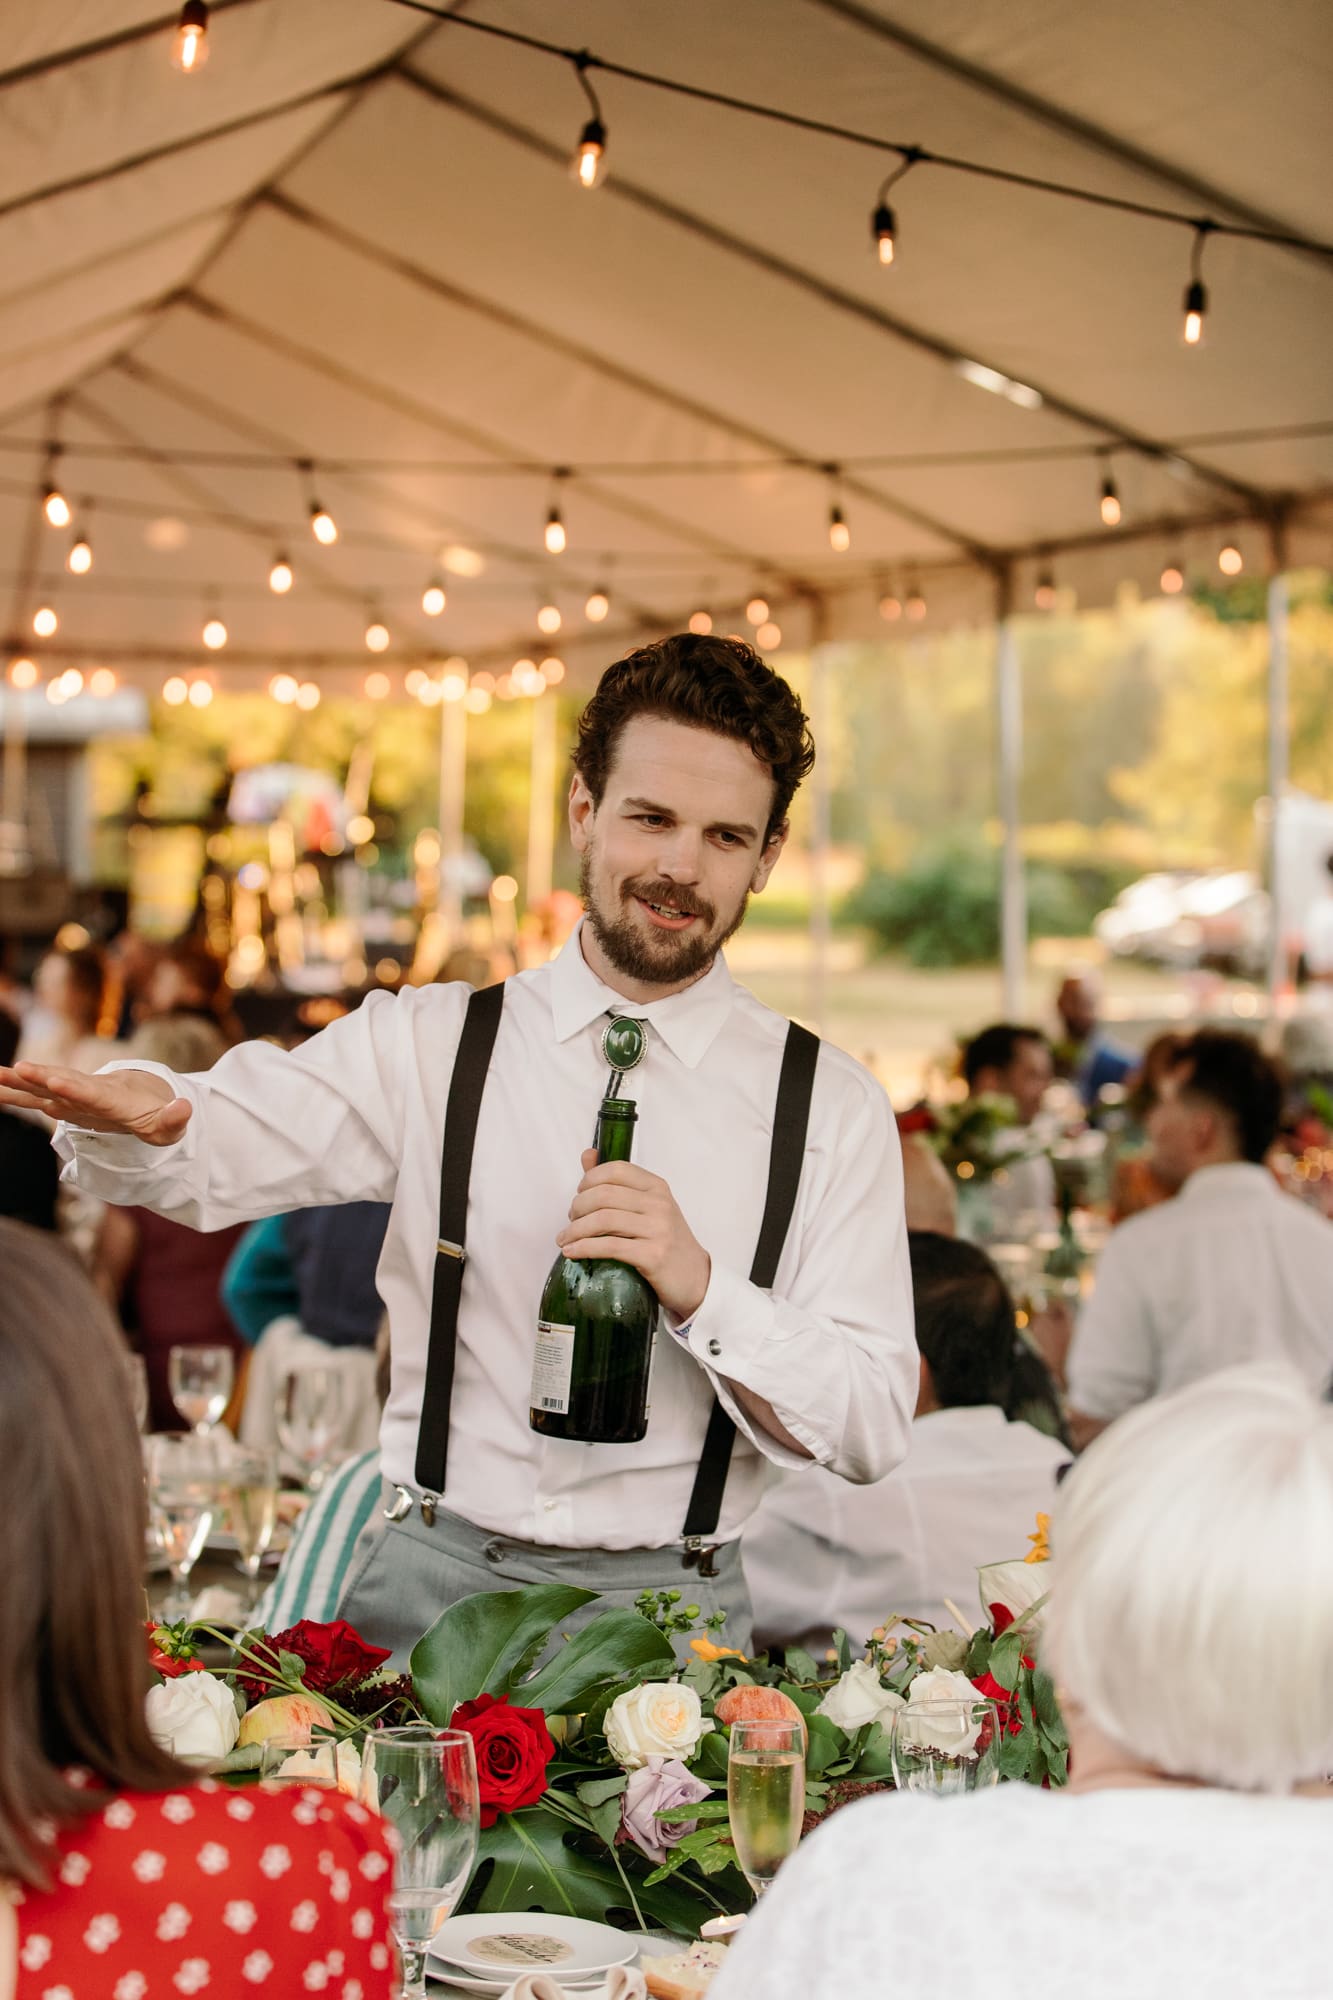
top-left (410, 1585), bottom-right (597, 1723)
top-left (513, 1608), bottom-right (675, 1716)
top-left (464, 1807), bottom-right (730, 1931)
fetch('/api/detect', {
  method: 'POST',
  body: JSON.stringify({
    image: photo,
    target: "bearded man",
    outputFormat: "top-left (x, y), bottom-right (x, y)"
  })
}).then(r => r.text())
top-left (0, 635), bottom-right (916, 1658)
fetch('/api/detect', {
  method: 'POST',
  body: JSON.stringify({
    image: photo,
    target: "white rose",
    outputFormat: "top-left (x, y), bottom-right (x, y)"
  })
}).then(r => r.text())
top-left (978, 1557), bottom-right (1052, 1627)
top-left (898, 1667), bottom-right (983, 1757)
top-left (605, 1681), bottom-right (706, 1771)
top-left (816, 1660), bottom-right (904, 1734)
top-left (145, 1672), bottom-right (240, 1766)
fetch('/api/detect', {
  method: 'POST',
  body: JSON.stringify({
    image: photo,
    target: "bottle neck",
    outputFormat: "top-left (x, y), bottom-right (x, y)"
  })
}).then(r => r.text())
top-left (596, 1097), bottom-right (637, 1166)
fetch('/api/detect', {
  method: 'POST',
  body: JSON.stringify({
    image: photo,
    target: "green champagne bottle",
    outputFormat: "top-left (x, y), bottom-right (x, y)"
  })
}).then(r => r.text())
top-left (529, 1095), bottom-right (658, 1444)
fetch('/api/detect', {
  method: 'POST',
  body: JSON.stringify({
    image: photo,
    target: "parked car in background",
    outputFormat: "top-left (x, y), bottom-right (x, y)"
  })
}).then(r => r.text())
top-left (1095, 870), bottom-right (1269, 978)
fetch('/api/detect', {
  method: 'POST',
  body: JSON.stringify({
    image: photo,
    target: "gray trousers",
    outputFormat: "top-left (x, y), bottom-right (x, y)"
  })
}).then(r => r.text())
top-left (337, 1483), bottom-right (754, 1670)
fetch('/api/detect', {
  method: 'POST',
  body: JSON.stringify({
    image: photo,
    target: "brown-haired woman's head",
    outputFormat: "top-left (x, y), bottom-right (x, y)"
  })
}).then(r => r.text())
top-left (35, 944), bottom-right (108, 1036)
top-left (0, 1220), bottom-right (187, 1883)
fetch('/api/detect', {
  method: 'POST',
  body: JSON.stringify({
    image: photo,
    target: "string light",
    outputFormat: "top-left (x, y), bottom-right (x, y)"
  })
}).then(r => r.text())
top-left (298, 459), bottom-right (337, 544)
top-left (544, 472), bottom-right (569, 555)
top-left (269, 673), bottom-right (299, 704)
top-left (536, 602), bottom-right (562, 636)
top-left (89, 667), bottom-right (118, 697)
top-left (269, 554), bottom-right (293, 594)
top-left (295, 681), bottom-right (321, 710)
top-left (584, 585), bottom-right (610, 622)
top-left (7, 657), bottom-right (38, 689)
top-left (540, 656), bottom-right (566, 685)
top-left (67, 524), bottom-right (93, 575)
top-left (162, 676), bottom-right (189, 705)
top-left (171, 0), bottom-right (209, 73)
top-left (422, 579), bottom-right (447, 616)
top-left (570, 57), bottom-right (608, 189)
top-left (42, 447), bottom-right (70, 529)
top-left (202, 615), bottom-right (228, 650)
top-left (32, 605), bottom-right (58, 639)
top-left (878, 590), bottom-right (902, 622)
top-left (745, 596), bottom-right (769, 626)
top-left (188, 677), bottom-right (213, 707)
top-left (828, 501), bottom-right (851, 554)
top-left (688, 609), bottom-right (713, 635)
top-left (495, 672), bottom-right (518, 701)
top-left (1160, 559), bottom-right (1185, 594)
top-left (441, 666), bottom-right (469, 703)
top-left (58, 669), bottom-right (84, 700)
top-left (1099, 466), bottom-right (1122, 527)
top-left (470, 671), bottom-right (495, 694)
top-left (365, 617), bottom-right (391, 653)
top-left (1218, 542), bottom-right (1244, 576)
top-left (465, 685), bottom-right (493, 714)
top-left (870, 150), bottom-right (918, 267)
top-left (756, 620), bottom-right (782, 650)
top-left (1182, 223), bottom-right (1211, 346)
top-left (363, 670), bottom-right (391, 700)
top-left (906, 580), bottom-right (927, 620)
top-left (1033, 568), bottom-right (1057, 611)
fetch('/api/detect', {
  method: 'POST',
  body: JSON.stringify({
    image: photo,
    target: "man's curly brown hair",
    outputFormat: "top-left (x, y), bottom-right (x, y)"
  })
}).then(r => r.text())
top-left (572, 633), bottom-right (815, 845)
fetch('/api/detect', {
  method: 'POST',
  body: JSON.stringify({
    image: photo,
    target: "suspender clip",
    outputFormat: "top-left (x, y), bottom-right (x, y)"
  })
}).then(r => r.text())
top-left (436, 1238), bottom-right (466, 1262)
top-left (420, 1493), bottom-right (440, 1527)
top-left (383, 1485), bottom-right (413, 1523)
top-left (682, 1536), bottom-right (720, 1578)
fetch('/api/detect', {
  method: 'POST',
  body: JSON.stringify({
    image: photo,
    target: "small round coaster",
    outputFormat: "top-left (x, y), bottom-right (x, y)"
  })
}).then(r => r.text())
top-left (602, 1015), bottom-right (646, 1073)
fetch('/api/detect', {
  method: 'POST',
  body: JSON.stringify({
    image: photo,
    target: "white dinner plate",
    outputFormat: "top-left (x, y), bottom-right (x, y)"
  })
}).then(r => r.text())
top-left (427, 1934), bottom-right (677, 1996)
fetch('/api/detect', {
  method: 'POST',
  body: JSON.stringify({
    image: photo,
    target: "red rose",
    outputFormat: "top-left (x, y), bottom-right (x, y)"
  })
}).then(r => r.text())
top-left (972, 1669), bottom-right (1022, 1738)
top-left (238, 1619), bottom-right (391, 1700)
top-left (448, 1693), bottom-right (555, 1828)
top-left (145, 1622), bottom-right (205, 1679)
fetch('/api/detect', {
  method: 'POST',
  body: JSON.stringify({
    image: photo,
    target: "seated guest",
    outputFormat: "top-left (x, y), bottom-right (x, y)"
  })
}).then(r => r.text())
top-left (743, 1233), bottom-right (1070, 1650)
top-left (0, 1013), bottom-right (58, 1231)
top-left (899, 1128), bottom-right (958, 1234)
top-left (0, 1217), bottom-right (395, 1995)
top-left (1068, 1029), bottom-right (1333, 1448)
top-left (16, 941), bottom-right (113, 1071)
top-left (961, 1022), bottom-right (1056, 1234)
top-left (713, 1366), bottom-right (1333, 2000)
top-left (1053, 970), bottom-right (1134, 1110)
top-left (1108, 1029), bottom-right (1186, 1222)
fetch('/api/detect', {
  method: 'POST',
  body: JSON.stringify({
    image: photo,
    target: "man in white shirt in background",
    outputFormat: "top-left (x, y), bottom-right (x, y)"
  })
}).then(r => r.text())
top-left (744, 1231), bottom-right (1070, 1652)
top-left (0, 634), bottom-right (917, 1660)
top-left (1068, 1028), bottom-right (1333, 1449)
top-left (961, 1023), bottom-right (1057, 1234)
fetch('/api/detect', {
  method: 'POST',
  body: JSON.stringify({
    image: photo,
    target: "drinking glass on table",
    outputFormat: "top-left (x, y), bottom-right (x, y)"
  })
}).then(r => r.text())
top-left (259, 1734), bottom-right (353, 1792)
top-left (359, 1726), bottom-right (479, 2000)
top-left (727, 1717), bottom-right (806, 1902)
top-left (225, 1445), bottom-right (280, 1605)
top-left (146, 1431), bottom-right (220, 1620)
top-left (121, 1350), bottom-right (150, 1433)
top-left (168, 1343), bottom-right (234, 1435)
top-left (276, 1365), bottom-right (343, 1489)
top-left (890, 1697), bottom-right (1001, 1796)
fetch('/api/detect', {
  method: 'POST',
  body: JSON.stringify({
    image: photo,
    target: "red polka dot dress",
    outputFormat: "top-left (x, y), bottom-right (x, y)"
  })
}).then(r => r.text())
top-left (14, 1776), bottom-right (397, 1999)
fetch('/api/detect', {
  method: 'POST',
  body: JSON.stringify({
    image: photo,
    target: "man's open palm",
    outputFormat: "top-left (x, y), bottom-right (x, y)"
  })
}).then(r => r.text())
top-left (0, 1060), bottom-right (191, 1145)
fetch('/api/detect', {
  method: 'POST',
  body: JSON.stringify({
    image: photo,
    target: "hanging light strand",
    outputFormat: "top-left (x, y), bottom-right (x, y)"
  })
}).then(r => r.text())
top-left (41, 443), bottom-right (71, 529)
top-left (1098, 458), bottom-right (1122, 528)
top-left (544, 469), bottom-right (569, 553)
top-left (569, 53), bottom-right (608, 189)
top-left (1182, 221), bottom-right (1212, 346)
top-left (171, 0), bottom-right (209, 73)
top-left (299, 457), bottom-right (337, 545)
top-left (870, 149), bottom-right (920, 267)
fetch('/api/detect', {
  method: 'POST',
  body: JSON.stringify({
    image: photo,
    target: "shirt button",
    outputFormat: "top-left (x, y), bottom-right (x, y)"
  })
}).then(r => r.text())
top-left (707, 1338), bottom-right (722, 1357)
top-left (543, 1499), bottom-right (558, 1512)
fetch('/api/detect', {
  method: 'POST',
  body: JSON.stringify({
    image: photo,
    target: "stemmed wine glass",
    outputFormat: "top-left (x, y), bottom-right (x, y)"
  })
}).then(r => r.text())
top-left (726, 1717), bottom-right (806, 1902)
top-left (360, 1726), bottom-right (480, 2000)
top-left (147, 1431), bottom-right (220, 1620)
top-left (225, 1445), bottom-right (280, 1607)
top-left (275, 1366), bottom-right (344, 1489)
top-left (890, 1698), bottom-right (1002, 1795)
top-left (168, 1344), bottom-right (234, 1435)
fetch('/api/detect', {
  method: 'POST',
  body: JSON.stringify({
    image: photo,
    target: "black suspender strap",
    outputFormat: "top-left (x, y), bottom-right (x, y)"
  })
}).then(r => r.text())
top-left (414, 980), bottom-right (506, 1495)
top-left (681, 1019), bottom-right (820, 1552)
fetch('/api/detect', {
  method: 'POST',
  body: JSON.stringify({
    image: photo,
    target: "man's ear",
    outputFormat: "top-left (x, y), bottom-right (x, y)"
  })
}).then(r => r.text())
top-left (751, 820), bottom-right (789, 893)
top-left (568, 769), bottom-right (596, 855)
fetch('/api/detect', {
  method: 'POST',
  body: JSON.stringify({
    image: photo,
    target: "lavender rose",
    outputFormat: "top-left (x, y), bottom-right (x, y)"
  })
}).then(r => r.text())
top-left (620, 1756), bottom-right (713, 1865)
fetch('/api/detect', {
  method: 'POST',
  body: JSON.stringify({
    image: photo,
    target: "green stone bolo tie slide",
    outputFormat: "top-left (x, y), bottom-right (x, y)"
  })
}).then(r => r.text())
top-left (602, 1014), bottom-right (646, 1095)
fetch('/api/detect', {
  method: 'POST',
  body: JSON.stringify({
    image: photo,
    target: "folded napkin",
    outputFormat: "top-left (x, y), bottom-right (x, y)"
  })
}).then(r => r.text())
top-left (502, 1967), bottom-right (646, 2000)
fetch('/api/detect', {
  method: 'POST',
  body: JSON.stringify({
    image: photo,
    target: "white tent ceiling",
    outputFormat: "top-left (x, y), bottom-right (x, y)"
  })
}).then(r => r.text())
top-left (1, 0), bottom-right (1331, 695)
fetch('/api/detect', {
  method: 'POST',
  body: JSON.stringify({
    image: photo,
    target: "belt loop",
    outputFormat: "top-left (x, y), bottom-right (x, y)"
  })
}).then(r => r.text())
top-left (383, 1485), bottom-right (413, 1523)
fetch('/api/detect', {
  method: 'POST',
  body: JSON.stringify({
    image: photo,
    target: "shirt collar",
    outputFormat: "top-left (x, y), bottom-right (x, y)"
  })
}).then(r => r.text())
top-left (547, 919), bottom-right (737, 1069)
top-left (1180, 1161), bottom-right (1277, 1202)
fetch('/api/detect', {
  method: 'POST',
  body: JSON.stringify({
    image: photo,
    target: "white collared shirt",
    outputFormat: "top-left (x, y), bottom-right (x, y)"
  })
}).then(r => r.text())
top-left (1069, 1161), bottom-right (1333, 1421)
top-left (743, 1405), bottom-right (1069, 1647)
top-left (56, 926), bottom-right (916, 1550)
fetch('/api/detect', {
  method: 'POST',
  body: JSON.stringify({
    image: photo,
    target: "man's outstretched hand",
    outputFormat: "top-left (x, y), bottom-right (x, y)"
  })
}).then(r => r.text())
top-left (0, 1061), bottom-right (191, 1145)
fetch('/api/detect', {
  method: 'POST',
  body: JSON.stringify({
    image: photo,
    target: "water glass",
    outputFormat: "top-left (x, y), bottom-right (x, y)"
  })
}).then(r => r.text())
top-left (121, 1350), bottom-right (150, 1433)
top-left (147, 1431), bottom-right (220, 1619)
top-left (891, 1698), bottom-right (1002, 1795)
top-left (361, 1726), bottom-right (480, 2000)
top-left (726, 1717), bottom-right (805, 1902)
top-left (275, 1366), bottom-right (344, 1488)
top-left (225, 1445), bottom-right (280, 1601)
top-left (259, 1734), bottom-right (356, 1794)
top-left (168, 1343), bottom-right (235, 1435)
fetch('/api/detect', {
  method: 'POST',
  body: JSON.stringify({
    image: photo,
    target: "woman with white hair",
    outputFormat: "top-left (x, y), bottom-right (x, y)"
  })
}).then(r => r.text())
top-left (712, 1365), bottom-right (1333, 2000)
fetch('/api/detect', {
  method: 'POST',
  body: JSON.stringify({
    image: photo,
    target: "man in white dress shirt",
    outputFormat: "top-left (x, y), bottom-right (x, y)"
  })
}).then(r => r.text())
top-left (0, 635), bottom-right (916, 1659)
top-left (1068, 1029), bottom-right (1333, 1448)
top-left (961, 1023), bottom-right (1057, 1235)
top-left (744, 1231), bottom-right (1069, 1650)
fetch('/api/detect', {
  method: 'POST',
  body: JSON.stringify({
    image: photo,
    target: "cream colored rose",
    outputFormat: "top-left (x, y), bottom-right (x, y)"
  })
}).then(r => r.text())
top-left (816, 1660), bottom-right (904, 1734)
top-left (605, 1681), bottom-right (707, 1771)
top-left (145, 1671), bottom-right (241, 1766)
top-left (898, 1667), bottom-right (983, 1757)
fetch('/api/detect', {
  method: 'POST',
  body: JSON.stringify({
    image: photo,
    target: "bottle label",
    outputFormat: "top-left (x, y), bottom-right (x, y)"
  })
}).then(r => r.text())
top-left (530, 1320), bottom-right (575, 1415)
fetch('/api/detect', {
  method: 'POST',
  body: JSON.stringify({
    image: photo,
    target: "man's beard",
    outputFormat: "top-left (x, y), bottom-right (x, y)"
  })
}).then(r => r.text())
top-left (579, 854), bottom-right (748, 985)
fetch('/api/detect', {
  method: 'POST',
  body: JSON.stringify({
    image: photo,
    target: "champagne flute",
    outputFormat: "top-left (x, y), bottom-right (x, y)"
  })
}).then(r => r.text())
top-left (362, 1726), bottom-right (480, 2000)
top-left (891, 1698), bottom-right (1002, 1795)
top-left (727, 1717), bottom-right (805, 1902)
top-left (168, 1344), bottom-right (235, 1435)
top-left (147, 1431), bottom-right (219, 1619)
top-left (275, 1366), bottom-right (344, 1489)
top-left (121, 1350), bottom-right (150, 1433)
top-left (226, 1445), bottom-right (279, 1606)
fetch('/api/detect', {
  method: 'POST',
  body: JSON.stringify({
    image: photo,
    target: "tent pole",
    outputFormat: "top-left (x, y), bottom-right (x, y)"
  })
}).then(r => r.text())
top-left (527, 691), bottom-right (558, 908)
top-left (995, 571), bottom-right (1026, 1018)
top-left (438, 685), bottom-right (468, 950)
top-left (1266, 521), bottom-right (1290, 1012)
top-left (807, 601), bottom-right (831, 1036)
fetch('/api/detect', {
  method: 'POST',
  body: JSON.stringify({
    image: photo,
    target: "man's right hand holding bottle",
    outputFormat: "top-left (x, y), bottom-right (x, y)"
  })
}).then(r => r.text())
top-left (0, 1060), bottom-right (192, 1145)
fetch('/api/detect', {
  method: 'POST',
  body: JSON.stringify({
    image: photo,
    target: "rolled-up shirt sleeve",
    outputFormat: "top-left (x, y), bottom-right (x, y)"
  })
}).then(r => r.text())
top-left (674, 1062), bottom-right (917, 1483)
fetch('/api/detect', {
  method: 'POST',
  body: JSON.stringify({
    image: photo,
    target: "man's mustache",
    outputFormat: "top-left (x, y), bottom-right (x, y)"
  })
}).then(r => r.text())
top-left (623, 879), bottom-right (714, 924)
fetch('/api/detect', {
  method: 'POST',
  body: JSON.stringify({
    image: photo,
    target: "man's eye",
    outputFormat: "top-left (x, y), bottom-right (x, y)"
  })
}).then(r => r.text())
top-left (637, 815), bottom-right (666, 828)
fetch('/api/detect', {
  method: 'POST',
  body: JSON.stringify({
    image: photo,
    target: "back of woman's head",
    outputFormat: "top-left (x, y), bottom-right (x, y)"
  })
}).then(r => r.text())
top-left (0, 1220), bottom-right (185, 1881)
top-left (908, 1230), bottom-right (1015, 1409)
top-left (1046, 1365), bottom-right (1333, 1791)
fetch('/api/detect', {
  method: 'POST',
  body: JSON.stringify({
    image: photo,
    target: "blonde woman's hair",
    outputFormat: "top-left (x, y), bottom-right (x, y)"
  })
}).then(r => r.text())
top-left (126, 1014), bottom-right (227, 1075)
top-left (1046, 1364), bottom-right (1333, 1792)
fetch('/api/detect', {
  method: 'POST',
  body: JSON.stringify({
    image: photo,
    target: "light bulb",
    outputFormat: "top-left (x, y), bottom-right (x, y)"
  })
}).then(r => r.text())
top-left (544, 508), bottom-right (567, 555)
top-left (295, 681), bottom-right (321, 709)
top-left (906, 587), bottom-right (927, 620)
top-left (32, 605), bottom-right (58, 638)
top-left (828, 505), bottom-right (851, 553)
top-left (441, 670), bottom-right (468, 703)
top-left (405, 668), bottom-right (427, 697)
top-left (1099, 478), bottom-right (1121, 528)
top-left (1218, 543), bottom-right (1243, 576)
top-left (269, 555), bottom-right (293, 594)
top-left (584, 587), bottom-right (610, 623)
top-left (45, 679), bottom-right (68, 706)
top-left (1182, 278), bottom-right (1207, 347)
top-left (1034, 573), bottom-right (1057, 611)
top-left (89, 667), bottom-right (118, 697)
top-left (540, 656), bottom-right (566, 685)
top-left (202, 616), bottom-right (228, 650)
top-left (756, 621), bottom-right (782, 650)
top-left (58, 669), bottom-right (85, 698)
top-left (363, 670), bottom-right (391, 700)
top-left (171, 0), bottom-right (209, 72)
top-left (422, 581), bottom-right (447, 617)
top-left (7, 657), bottom-right (39, 689)
top-left (878, 592), bottom-right (902, 622)
top-left (1160, 562), bottom-right (1185, 595)
top-left (536, 603), bottom-right (562, 636)
top-left (347, 814), bottom-right (375, 846)
top-left (688, 609), bottom-right (713, 635)
top-left (745, 597), bottom-right (769, 626)
top-left (872, 202), bottom-right (896, 266)
top-left (269, 673), bottom-right (299, 704)
top-left (66, 535), bottom-right (93, 575)
top-left (310, 502), bottom-right (338, 545)
top-left (188, 677), bottom-right (213, 707)
top-left (470, 670), bottom-right (495, 693)
top-left (465, 685), bottom-right (493, 715)
top-left (365, 621), bottom-right (390, 654)
top-left (495, 673), bottom-right (518, 701)
top-left (43, 488), bottom-right (71, 530)
top-left (572, 118), bottom-right (607, 189)
top-left (162, 676), bottom-right (189, 705)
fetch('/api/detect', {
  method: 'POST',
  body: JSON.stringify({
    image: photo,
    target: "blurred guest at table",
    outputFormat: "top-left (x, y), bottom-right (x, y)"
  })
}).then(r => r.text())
top-left (744, 1233), bottom-right (1070, 1651)
top-left (899, 1127), bottom-right (958, 1234)
top-left (962, 1022), bottom-right (1057, 1234)
top-left (140, 934), bottom-right (241, 1044)
top-left (16, 941), bottom-right (113, 1072)
top-left (714, 1365), bottom-right (1333, 2000)
top-left (0, 1013), bottom-right (59, 1232)
top-left (106, 925), bottom-right (160, 1040)
top-left (1052, 969), bottom-right (1134, 1112)
top-left (1068, 1030), bottom-right (1333, 1449)
top-left (0, 1217), bottom-right (396, 1997)
top-left (1108, 1029), bottom-right (1186, 1223)
top-left (93, 1015), bottom-right (246, 1431)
